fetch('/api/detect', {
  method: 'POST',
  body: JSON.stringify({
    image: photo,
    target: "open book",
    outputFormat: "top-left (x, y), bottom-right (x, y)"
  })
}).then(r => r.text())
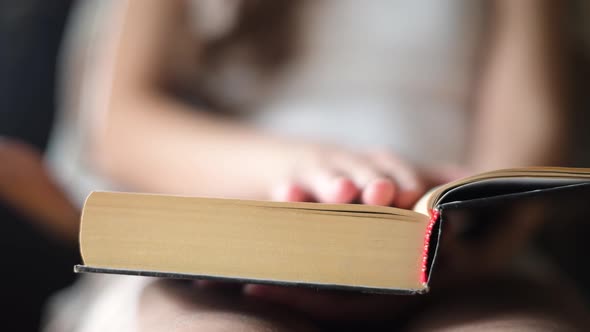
top-left (75, 167), bottom-right (590, 294)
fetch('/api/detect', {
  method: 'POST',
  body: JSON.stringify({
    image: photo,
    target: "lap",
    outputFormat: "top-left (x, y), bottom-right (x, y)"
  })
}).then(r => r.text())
top-left (137, 280), bottom-right (318, 332)
top-left (45, 273), bottom-right (589, 332)
top-left (137, 275), bottom-right (589, 332)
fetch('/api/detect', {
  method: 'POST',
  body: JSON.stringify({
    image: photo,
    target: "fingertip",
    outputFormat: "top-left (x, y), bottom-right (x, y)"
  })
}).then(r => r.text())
top-left (285, 185), bottom-right (307, 202)
top-left (322, 177), bottom-right (359, 203)
top-left (390, 174), bottom-right (425, 209)
top-left (362, 178), bottom-right (396, 206)
top-left (272, 183), bottom-right (308, 202)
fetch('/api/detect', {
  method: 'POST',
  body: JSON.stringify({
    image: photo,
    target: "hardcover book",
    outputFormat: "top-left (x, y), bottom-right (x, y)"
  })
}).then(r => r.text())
top-left (75, 167), bottom-right (590, 294)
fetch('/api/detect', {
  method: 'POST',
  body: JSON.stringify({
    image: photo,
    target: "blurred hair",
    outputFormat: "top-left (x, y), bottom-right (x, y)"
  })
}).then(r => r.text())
top-left (200, 0), bottom-right (303, 75)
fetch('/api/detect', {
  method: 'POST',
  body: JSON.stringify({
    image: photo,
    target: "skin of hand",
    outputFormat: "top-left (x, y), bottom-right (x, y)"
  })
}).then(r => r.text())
top-left (272, 147), bottom-right (426, 209)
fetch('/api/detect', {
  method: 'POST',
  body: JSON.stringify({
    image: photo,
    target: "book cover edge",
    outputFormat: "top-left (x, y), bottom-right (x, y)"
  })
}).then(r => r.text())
top-left (73, 265), bottom-right (429, 295)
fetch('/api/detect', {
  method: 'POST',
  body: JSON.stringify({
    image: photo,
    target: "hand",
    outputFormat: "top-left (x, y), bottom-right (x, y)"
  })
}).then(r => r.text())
top-left (272, 146), bottom-right (427, 208)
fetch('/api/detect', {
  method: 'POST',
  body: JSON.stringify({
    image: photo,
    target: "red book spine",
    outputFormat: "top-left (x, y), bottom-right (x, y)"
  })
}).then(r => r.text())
top-left (420, 208), bottom-right (440, 285)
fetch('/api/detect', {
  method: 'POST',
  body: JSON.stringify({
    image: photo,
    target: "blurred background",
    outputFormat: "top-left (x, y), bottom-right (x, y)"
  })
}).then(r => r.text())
top-left (1, 1), bottom-right (78, 331)
top-left (2, 1), bottom-right (590, 331)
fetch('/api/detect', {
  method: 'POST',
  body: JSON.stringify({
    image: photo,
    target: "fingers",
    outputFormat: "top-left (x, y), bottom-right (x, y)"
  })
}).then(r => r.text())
top-left (361, 178), bottom-right (396, 206)
top-left (292, 153), bottom-right (396, 205)
top-left (314, 176), bottom-right (359, 204)
top-left (273, 148), bottom-right (427, 208)
top-left (294, 166), bottom-right (360, 204)
top-left (368, 150), bottom-right (425, 209)
top-left (271, 182), bottom-right (309, 202)
top-left (243, 284), bottom-right (411, 320)
top-left (331, 154), bottom-right (396, 206)
top-left (272, 176), bottom-right (360, 205)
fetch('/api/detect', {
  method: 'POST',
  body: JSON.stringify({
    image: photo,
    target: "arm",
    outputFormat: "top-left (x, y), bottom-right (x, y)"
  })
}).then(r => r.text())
top-left (470, 0), bottom-right (569, 171)
top-left (84, 0), bottom-right (299, 199)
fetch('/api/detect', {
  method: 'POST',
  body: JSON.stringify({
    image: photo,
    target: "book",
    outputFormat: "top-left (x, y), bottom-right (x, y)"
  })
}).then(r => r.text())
top-left (75, 167), bottom-right (590, 294)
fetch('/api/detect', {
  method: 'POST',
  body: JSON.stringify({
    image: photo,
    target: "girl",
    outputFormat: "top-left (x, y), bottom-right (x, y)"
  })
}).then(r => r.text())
top-left (45, 1), bottom-right (588, 331)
